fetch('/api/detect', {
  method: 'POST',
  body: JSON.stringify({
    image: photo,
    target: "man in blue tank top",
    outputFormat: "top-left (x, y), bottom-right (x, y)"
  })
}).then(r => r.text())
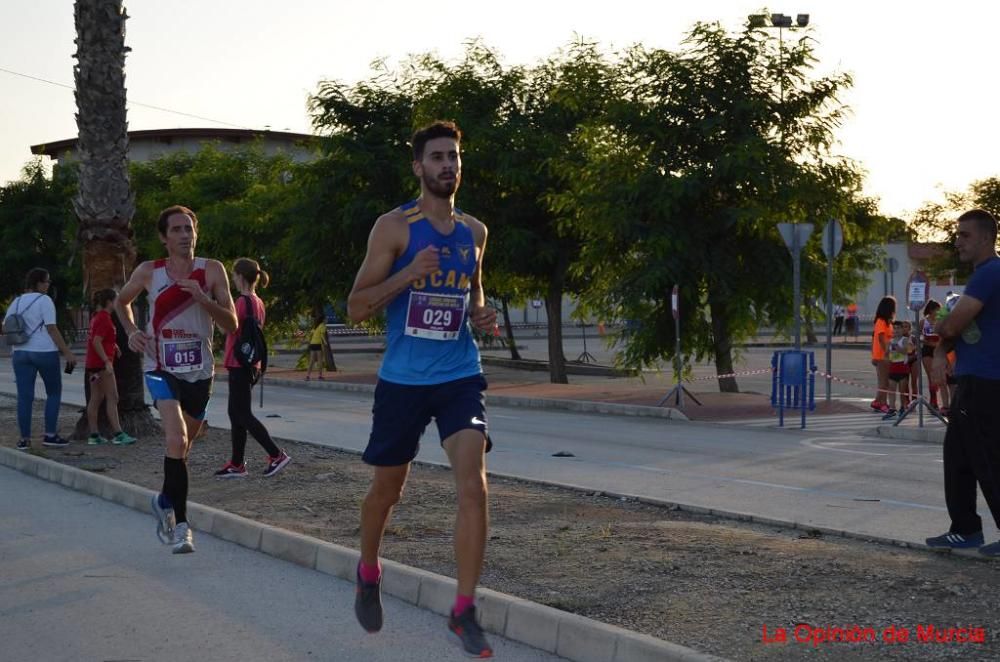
top-left (347, 121), bottom-right (497, 657)
top-left (926, 209), bottom-right (1000, 556)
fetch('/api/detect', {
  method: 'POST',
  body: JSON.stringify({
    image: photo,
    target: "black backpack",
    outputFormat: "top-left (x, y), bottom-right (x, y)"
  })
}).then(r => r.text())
top-left (235, 295), bottom-right (268, 385)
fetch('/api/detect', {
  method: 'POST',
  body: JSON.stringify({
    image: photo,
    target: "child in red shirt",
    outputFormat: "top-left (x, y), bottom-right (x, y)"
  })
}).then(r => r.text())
top-left (85, 289), bottom-right (136, 445)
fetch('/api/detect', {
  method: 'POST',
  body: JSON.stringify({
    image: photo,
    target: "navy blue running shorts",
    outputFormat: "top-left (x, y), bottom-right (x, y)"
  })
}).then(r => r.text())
top-left (145, 370), bottom-right (213, 421)
top-left (363, 374), bottom-right (491, 466)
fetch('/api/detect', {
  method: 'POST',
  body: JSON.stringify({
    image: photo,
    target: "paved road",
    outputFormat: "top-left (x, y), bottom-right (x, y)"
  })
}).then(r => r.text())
top-left (0, 357), bottom-right (988, 550)
top-left (0, 465), bottom-right (562, 662)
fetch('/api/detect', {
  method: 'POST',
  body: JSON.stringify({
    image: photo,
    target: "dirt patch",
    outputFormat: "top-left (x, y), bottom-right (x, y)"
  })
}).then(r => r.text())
top-left (5, 395), bottom-right (999, 661)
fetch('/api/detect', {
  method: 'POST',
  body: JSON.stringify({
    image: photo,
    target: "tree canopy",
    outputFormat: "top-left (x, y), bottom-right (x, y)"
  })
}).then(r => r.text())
top-left (2, 23), bottom-right (909, 389)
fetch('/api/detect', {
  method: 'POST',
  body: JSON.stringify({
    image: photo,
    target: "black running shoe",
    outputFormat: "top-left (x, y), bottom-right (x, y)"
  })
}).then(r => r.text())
top-left (448, 606), bottom-right (493, 658)
top-left (42, 434), bottom-right (70, 448)
top-left (354, 565), bottom-right (383, 633)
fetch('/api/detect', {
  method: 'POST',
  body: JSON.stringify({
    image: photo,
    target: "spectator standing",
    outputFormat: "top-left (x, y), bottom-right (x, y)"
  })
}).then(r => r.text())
top-left (884, 320), bottom-right (912, 419)
top-left (927, 209), bottom-right (1000, 556)
top-left (845, 302), bottom-right (859, 340)
top-left (921, 300), bottom-right (947, 411)
top-left (84, 289), bottom-right (136, 446)
top-left (305, 313), bottom-right (327, 381)
top-left (3, 268), bottom-right (77, 450)
top-left (870, 296), bottom-right (895, 414)
top-left (833, 304), bottom-right (845, 336)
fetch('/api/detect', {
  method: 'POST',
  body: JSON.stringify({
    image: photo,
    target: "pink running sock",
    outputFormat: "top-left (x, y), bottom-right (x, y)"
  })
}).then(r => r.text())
top-left (359, 560), bottom-right (381, 584)
top-left (453, 594), bottom-right (475, 617)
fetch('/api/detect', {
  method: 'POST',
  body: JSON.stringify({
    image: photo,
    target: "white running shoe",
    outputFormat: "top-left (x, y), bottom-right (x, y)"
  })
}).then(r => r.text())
top-left (171, 522), bottom-right (195, 554)
top-left (151, 494), bottom-right (175, 545)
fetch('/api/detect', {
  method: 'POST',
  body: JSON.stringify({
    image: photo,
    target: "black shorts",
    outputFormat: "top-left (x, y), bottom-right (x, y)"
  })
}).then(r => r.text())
top-left (144, 370), bottom-right (213, 420)
top-left (921, 345), bottom-right (935, 359)
top-left (363, 374), bottom-right (491, 466)
top-left (889, 373), bottom-right (908, 383)
top-left (308, 343), bottom-right (322, 351)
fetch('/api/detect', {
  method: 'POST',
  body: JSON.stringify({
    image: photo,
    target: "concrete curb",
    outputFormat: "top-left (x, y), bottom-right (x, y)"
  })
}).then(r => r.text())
top-left (0, 446), bottom-right (726, 662)
top-left (480, 356), bottom-right (636, 378)
top-left (874, 424), bottom-right (945, 444)
top-left (263, 376), bottom-right (691, 421)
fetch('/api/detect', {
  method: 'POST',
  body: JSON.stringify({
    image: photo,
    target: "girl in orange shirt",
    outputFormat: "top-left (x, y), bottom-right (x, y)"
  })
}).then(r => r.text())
top-left (870, 296), bottom-right (896, 413)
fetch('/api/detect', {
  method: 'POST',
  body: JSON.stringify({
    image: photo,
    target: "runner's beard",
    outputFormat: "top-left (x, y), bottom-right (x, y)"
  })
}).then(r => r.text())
top-left (423, 172), bottom-right (459, 199)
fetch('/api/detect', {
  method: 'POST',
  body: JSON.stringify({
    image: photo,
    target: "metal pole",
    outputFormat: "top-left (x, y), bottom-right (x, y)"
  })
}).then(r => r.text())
top-left (825, 248), bottom-right (833, 402)
top-left (916, 309), bottom-right (924, 427)
top-left (779, 26), bottom-right (784, 110)
top-left (674, 315), bottom-right (683, 409)
top-left (793, 230), bottom-right (802, 351)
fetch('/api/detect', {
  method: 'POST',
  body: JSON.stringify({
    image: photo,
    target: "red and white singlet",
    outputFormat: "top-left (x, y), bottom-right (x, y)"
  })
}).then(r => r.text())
top-left (144, 257), bottom-right (215, 381)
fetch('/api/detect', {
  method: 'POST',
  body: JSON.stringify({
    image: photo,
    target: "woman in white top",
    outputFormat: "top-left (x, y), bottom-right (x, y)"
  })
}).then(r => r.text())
top-left (3, 268), bottom-right (77, 450)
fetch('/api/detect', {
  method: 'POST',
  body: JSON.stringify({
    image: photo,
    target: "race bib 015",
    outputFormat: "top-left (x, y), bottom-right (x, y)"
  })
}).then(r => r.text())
top-left (161, 339), bottom-right (204, 373)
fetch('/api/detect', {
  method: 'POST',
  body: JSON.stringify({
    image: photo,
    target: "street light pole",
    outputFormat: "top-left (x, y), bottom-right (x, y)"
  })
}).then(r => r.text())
top-left (750, 12), bottom-right (811, 350)
top-left (749, 12), bottom-right (809, 146)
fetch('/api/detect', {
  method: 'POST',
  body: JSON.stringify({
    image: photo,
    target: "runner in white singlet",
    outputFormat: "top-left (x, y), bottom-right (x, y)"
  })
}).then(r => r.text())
top-left (115, 206), bottom-right (237, 554)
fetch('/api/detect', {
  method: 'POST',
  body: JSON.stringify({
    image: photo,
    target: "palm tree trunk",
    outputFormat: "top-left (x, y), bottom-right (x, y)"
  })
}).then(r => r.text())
top-left (72, 0), bottom-right (156, 438)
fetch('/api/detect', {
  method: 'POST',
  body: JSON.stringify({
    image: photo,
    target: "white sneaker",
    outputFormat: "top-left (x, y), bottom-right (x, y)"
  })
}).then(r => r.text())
top-left (171, 522), bottom-right (195, 554)
top-left (151, 494), bottom-right (175, 545)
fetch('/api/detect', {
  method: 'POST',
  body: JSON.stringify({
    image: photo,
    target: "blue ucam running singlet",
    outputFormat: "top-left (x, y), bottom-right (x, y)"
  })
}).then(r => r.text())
top-left (378, 200), bottom-right (482, 385)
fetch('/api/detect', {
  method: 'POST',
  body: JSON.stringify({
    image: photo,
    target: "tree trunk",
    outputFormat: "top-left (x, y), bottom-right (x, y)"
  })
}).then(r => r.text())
top-left (804, 297), bottom-right (818, 345)
top-left (500, 297), bottom-right (521, 361)
top-left (708, 289), bottom-right (739, 393)
top-left (545, 279), bottom-right (568, 384)
top-left (72, 0), bottom-right (156, 438)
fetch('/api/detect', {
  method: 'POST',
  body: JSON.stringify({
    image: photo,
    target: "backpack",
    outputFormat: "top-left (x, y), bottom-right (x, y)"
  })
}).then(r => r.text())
top-left (235, 295), bottom-right (268, 385)
top-left (3, 294), bottom-right (44, 346)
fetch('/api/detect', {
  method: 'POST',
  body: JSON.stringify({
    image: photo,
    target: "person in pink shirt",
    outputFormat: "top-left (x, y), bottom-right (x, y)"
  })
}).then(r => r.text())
top-left (214, 258), bottom-right (290, 478)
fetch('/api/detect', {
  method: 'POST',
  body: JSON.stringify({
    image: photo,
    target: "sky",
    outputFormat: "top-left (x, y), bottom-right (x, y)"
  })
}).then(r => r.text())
top-left (1, 0), bottom-right (998, 219)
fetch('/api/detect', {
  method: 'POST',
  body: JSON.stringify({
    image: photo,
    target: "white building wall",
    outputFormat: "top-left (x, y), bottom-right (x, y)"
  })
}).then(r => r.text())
top-left (848, 242), bottom-right (961, 320)
top-left (54, 136), bottom-right (315, 168)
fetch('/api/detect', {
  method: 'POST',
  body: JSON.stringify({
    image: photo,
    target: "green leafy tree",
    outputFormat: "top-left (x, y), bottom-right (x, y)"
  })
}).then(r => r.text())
top-left (289, 65), bottom-right (416, 322)
top-left (0, 160), bottom-right (79, 318)
top-left (405, 41), bottom-right (615, 382)
top-left (551, 22), bottom-right (887, 391)
top-left (129, 144), bottom-right (303, 331)
top-left (910, 177), bottom-right (1000, 282)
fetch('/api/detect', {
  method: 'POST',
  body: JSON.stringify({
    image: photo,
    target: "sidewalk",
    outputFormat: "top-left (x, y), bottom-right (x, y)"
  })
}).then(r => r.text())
top-left (0, 464), bottom-right (565, 662)
top-left (275, 345), bottom-right (874, 422)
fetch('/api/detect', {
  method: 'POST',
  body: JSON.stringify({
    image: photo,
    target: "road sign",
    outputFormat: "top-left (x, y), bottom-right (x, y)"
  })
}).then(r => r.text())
top-left (885, 257), bottom-right (899, 273)
top-left (671, 285), bottom-right (679, 320)
top-left (906, 271), bottom-right (928, 312)
top-left (777, 223), bottom-right (814, 351)
top-left (820, 219), bottom-right (843, 259)
top-left (777, 223), bottom-right (814, 252)
top-left (530, 299), bottom-right (543, 309)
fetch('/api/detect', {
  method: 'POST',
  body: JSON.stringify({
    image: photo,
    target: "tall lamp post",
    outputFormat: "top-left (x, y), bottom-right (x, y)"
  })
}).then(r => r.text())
top-left (748, 13), bottom-right (810, 110)
top-left (750, 12), bottom-right (811, 351)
